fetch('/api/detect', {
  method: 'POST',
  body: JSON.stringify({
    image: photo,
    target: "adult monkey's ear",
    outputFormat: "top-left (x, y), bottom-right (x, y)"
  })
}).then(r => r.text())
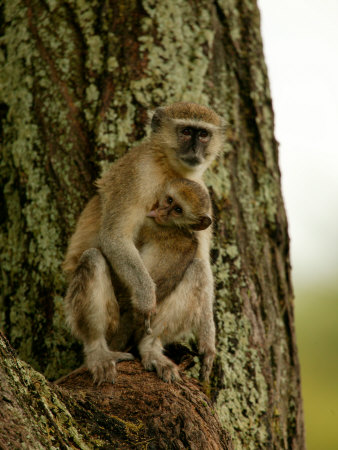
top-left (191, 215), bottom-right (212, 231)
top-left (150, 107), bottom-right (166, 132)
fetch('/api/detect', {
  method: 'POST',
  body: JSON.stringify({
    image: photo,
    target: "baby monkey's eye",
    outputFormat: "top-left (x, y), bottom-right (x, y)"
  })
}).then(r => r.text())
top-left (174, 206), bottom-right (183, 214)
top-left (167, 196), bottom-right (173, 204)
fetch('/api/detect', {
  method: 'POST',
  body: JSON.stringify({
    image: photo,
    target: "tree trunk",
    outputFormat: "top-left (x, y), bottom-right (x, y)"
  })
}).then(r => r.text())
top-left (0, 0), bottom-right (305, 448)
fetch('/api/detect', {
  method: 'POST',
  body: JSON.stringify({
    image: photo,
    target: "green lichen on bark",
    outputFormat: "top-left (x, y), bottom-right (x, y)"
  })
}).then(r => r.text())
top-left (0, 0), bottom-right (94, 378)
top-left (134, 0), bottom-right (214, 106)
top-left (0, 333), bottom-right (90, 448)
top-left (1, 1), bottom-right (65, 370)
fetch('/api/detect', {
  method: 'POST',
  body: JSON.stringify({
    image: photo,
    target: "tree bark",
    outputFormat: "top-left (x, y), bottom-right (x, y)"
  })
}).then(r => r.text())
top-left (0, 0), bottom-right (305, 448)
top-left (0, 331), bottom-right (232, 449)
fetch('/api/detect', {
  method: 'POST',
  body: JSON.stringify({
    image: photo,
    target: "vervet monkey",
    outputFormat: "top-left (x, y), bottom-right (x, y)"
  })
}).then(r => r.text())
top-left (63, 102), bottom-right (224, 384)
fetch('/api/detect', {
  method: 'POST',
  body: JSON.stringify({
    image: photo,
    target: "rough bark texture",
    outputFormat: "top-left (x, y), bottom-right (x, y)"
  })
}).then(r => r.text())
top-left (0, 0), bottom-right (305, 448)
top-left (0, 331), bottom-right (232, 449)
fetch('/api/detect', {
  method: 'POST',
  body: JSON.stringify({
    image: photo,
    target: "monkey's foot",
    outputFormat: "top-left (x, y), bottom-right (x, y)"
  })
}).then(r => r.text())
top-left (143, 354), bottom-right (180, 383)
top-left (86, 349), bottom-right (134, 386)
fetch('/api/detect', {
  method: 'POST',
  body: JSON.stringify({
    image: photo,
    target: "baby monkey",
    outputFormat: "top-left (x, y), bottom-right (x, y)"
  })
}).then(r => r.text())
top-left (130, 178), bottom-right (214, 382)
top-left (137, 178), bottom-right (212, 335)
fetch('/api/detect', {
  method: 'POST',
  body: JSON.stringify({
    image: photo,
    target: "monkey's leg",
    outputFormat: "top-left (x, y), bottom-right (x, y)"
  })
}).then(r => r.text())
top-left (151, 258), bottom-right (215, 382)
top-left (190, 229), bottom-right (216, 381)
top-left (139, 334), bottom-right (181, 382)
top-left (188, 258), bottom-right (216, 382)
top-left (138, 256), bottom-right (216, 383)
top-left (196, 301), bottom-right (216, 382)
top-left (64, 248), bottom-right (134, 385)
top-left (137, 264), bottom-right (200, 383)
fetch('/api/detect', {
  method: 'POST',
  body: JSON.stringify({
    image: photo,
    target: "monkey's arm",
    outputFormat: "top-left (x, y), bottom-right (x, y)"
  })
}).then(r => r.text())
top-left (99, 220), bottom-right (156, 316)
top-left (194, 259), bottom-right (216, 382)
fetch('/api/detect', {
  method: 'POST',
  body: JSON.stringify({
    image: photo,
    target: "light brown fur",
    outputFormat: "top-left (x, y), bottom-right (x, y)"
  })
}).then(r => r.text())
top-left (63, 102), bottom-right (224, 384)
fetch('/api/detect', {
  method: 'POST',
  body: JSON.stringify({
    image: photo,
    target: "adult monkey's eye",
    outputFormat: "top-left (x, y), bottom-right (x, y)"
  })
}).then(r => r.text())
top-left (182, 128), bottom-right (192, 136)
top-left (174, 206), bottom-right (182, 214)
top-left (199, 129), bottom-right (209, 138)
top-left (167, 196), bottom-right (173, 204)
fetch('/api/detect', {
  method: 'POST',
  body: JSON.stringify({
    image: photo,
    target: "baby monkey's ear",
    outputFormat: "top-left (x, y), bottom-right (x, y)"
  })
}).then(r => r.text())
top-left (191, 215), bottom-right (212, 231)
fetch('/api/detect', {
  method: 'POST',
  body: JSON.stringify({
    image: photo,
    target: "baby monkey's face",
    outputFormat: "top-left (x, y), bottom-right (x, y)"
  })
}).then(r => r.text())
top-left (147, 188), bottom-right (212, 231)
top-left (147, 194), bottom-right (185, 227)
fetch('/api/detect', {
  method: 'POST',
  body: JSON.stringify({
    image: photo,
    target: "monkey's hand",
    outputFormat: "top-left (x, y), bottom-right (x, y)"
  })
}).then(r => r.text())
top-left (132, 281), bottom-right (157, 335)
top-left (131, 276), bottom-right (157, 316)
top-left (200, 348), bottom-right (216, 382)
